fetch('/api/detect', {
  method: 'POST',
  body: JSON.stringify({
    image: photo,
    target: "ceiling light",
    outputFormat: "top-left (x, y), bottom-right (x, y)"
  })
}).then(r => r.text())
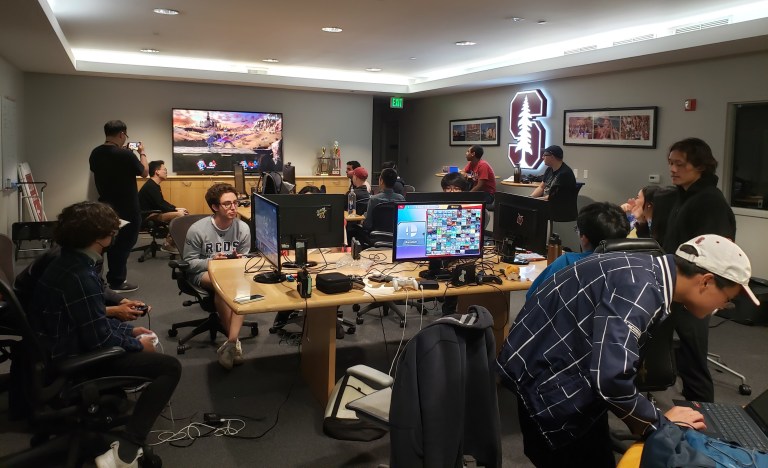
top-left (537, 20), bottom-right (548, 25)
top-left (365, 68), bottom-right (382, 72)
top-left (321, 27), bottom-right (343, 33)
top-left (455, 41), bottom-right (476, 46)
top-left (509, 17), bottom-right (525, 22)
top-left (409, 57), bottom-right (416, 60)
top-left (262, 58), bottom-right (279, 63)
top-left (140, 48), bottom-right (160, 53)
top-left (153, 8), bottom-right (179, 15)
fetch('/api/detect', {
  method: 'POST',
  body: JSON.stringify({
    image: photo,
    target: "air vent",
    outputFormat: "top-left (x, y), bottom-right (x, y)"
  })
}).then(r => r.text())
top-left (613, 34), bottom-right (655, 46)
top-left (674, 18), bottom-right (730, 34)
top-left (563, 45), bottom-right (597, 55)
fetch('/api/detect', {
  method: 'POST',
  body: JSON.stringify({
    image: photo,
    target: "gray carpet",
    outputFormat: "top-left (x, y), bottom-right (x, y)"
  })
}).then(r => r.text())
top-left (2, 242), bottom-right (767, 467)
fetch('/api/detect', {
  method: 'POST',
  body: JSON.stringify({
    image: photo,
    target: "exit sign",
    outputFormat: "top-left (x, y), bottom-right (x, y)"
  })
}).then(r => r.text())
top-left (390, 97), bottom-right (404, 109)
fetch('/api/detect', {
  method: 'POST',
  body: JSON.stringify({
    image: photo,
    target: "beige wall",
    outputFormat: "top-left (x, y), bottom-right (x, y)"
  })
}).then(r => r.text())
top-left (22, 73), bottom-right (373, 217)
top-left (400, 51), bottom-right (768, 277)
top-left (0, 55), bottom-right (24, 236)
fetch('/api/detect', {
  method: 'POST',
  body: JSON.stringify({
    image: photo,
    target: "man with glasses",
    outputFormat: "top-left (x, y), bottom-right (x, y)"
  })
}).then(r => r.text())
top-left (184, 183), bottom-right (251, 369)
top-left (139, 160), bottom-right (189, 253)
top-left (89, 120), bottom-right (149, 292)
top-left (530, 145), bottom-right (576, 201)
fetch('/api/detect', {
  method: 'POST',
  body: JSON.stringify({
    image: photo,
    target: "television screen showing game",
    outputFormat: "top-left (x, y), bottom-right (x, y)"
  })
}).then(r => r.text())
top-left (172, 108), bottom-right (283, 174)
top-left (392, 202), bottom-right (484, 262)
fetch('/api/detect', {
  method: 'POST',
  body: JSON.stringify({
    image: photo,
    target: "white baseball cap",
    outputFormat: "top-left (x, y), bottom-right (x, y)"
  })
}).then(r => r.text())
top-left (676, 234), bottom-right (759, 306)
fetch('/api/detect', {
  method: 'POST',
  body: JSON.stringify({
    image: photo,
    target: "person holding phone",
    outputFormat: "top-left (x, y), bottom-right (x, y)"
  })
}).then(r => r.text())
top-left (89, 120), bottom-right (149, 293)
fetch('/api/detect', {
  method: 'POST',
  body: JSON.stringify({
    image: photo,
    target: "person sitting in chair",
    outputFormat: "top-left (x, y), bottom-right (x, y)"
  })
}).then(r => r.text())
top-left (347, 168), bottom-right (405, 247)
top-left (138, 160), bottom-right (188, 253)
top-left (184, 183), bottom-right (251, 370)
top-left (350, 166), bottom-right (371, 211)
top-left (27, 201), bottom-right (181, 468)
top-left (381, 161), bottom-right (406, 195)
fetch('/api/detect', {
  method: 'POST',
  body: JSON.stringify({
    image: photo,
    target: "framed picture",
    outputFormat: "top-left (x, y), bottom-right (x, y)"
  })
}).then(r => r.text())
top-left (449, 116), bottom-right (500, 146)
top-left (563, 107), bottom-right (658, 148)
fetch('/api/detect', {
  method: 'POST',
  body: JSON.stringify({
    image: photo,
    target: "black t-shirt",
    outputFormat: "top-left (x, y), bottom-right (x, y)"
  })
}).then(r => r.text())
top-left (542, 162), bottom-right (576, 199)
top-left (89, 144), bottom-right (144, 216)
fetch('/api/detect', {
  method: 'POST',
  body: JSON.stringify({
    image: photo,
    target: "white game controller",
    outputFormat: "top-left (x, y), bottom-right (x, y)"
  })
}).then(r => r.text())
top-left (391, 277), bottom-right (419, 291)
top-left (137, 332), bottom-right (159, 347)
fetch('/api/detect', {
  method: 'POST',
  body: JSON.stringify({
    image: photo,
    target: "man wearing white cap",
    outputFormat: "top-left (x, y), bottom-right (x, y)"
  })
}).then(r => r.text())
top-left (497, 234), bottom-right (758, 467)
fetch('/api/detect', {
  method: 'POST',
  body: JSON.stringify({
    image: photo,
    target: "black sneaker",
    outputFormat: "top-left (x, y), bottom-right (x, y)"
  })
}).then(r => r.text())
top-left (110, 282), bottom-right (139, 293)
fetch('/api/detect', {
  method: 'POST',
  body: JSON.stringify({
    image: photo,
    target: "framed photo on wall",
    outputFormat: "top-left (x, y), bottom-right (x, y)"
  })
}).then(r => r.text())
top-left (449, 116), bottom-right (500, 146)
top-left (563, 107), bottom-right (658, 148)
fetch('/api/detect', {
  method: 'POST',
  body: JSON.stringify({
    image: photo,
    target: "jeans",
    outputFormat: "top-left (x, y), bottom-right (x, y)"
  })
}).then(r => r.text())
top-left (670, 303), bottom-right (714, 402)
top-left (106, 210), bottom-right (140, 286)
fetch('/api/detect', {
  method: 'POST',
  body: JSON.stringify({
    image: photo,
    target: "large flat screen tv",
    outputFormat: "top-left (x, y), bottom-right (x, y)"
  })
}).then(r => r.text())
top-left (172, 108), bottom-right (283, 174)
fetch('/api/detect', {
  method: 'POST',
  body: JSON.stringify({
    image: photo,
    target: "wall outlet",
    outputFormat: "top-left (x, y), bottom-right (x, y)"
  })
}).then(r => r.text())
top-left (583, 169), bottom-right (589, 179)
top-left (648, 174), bottom-right (660, 183)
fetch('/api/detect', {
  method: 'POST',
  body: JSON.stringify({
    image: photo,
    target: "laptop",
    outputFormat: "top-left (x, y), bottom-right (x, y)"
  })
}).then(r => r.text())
top-left (674, 389), bottom-right (768, 451)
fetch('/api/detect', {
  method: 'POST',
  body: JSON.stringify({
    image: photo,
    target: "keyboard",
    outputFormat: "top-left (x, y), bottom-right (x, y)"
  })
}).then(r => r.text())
top-left (701, 402), bottom-right (768, 451)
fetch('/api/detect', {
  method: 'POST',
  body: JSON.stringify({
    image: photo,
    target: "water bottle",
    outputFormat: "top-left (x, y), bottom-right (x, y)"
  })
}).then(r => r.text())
top-left (547, 233), bottom-right (562, 265)
top-left (513, 164), bottom-right (522, 183)
top-left (347, 189), bottom-right (356, 215)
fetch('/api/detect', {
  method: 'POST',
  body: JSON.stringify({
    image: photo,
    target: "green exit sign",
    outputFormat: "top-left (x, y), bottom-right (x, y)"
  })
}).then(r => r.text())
top-left (390, 97), bottom-right (404, 109)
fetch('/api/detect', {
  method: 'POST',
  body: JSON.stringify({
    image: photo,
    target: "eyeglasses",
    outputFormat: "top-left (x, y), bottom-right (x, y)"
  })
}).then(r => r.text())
top-left (218, 201), bottom-right (237, 208)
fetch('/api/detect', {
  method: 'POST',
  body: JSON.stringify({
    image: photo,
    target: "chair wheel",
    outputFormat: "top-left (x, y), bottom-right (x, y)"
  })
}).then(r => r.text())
top-left (251, 325), bottom-right (259, 336)
top-left (356, 317), bottom-right (364, 325)
top-left (399, 319), bottom-right (405, 327)
top-left (347, 326), bottom-right (356, 335)
top-left (138, 257), bottom-right (145, 263)
top-left (168, 329), bottom-right (178, 338)
top-left (739, 384), bottom-right (752, 396)
top-left (352, 304), bottom-right (360, 312)
top-left (177, 345), bottom-right (187, 355)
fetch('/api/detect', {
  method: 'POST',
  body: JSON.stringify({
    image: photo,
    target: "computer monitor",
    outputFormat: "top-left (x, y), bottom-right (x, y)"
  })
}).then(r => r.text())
top-left (251, 193), bottom-right (283, 283)
top-left (492, 192), bottom-right (549, 255)
top-left (405, 191), bottom-right (486, 204)
top-left (233, 163), bottom-right (247, 198)
top-left (392, 202), bottom-right (484, 275)
top-left (259, 193), bottom-right (346, 267)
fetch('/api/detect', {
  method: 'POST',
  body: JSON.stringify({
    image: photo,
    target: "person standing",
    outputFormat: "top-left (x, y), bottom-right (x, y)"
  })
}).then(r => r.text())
top-left (138, 160), bottom-right (188, 252)
top-left (530, 145), bottom-right (576, 201)
top-left (463, 145), bottom-right (496, 204)
top-left (89, 120), bottom-right (149, 292)
top-left (662, 137), bottom-right (736, 402)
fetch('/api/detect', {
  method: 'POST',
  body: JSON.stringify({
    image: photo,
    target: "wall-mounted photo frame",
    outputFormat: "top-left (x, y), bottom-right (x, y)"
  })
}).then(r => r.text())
top-left (563, 106), bottom-right (658, 148)
top-left (449, 116), bottom-right (500, 146)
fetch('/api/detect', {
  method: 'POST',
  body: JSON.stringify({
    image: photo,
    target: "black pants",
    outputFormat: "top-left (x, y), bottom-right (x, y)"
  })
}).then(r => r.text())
top-left (517, 398), bottom-right (615, 468)
top-left (91, 352), bottom-right (181, 444)
top-left (106, 210), bottom-right (140, 286)
top-left (670, 303), bottom-right (713, 402)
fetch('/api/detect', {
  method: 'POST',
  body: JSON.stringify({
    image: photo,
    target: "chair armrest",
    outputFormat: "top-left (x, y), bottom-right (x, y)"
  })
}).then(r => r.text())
top-left (53, 346), bottom-right (125, 375)
top-left (346, 387), bottom-right (391, 427)
top-left (347, 364), bottom-right (393, 389)
top-left (369, 231), bottom-right (393, 240)
top-left (169, 260), bottom-right (190, 271)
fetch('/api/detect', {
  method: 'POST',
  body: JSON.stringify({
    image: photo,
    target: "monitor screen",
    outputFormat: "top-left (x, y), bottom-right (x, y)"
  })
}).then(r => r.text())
top-left (251, 193), bottom-right (281, 275)
top-left (261, 193), bottom-right (346, 249)
top-left (392, 202), bottom-right (484, 262)
top-left (492, 192), bottom-right (549, 255)
top-left (405, 191), bottom-right (486, 204)
top-left (172, 108), bottom-right (283, 174)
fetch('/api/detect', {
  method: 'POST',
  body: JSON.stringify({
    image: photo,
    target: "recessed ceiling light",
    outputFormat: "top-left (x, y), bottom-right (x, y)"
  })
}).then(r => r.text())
top-left (455, 41), bottom-right (476, 46)
top-left (262, 58), bottom-right (279, 63)
top-left (537, 20), bottom-right (547, 25)
top-left (509, 17), bottom-right (525, 22)
top-left (153, 8), bottom-right (179, 15)
top-left (140, 48), bottom-right (160, 53)
top-left (321, 27), bottom-right (343, 33)
top-left (365, 68), bottom-right (382, 72)
top-left (409, 57), bottom-right (416, 60)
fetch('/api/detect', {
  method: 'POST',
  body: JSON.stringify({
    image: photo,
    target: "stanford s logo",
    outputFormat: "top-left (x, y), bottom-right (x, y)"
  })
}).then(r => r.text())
top-left (509, 89), bottom-right (548, 170)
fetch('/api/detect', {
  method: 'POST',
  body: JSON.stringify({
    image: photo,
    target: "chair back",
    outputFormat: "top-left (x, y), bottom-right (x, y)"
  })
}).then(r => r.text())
top-left (169, 214), bottom-right (209, 256)
top-left (368, 202), bottom-right (397, 233)
top-left (0, 233), bottom-right (14, 282)
top-left (549, 181), bottom-right (584, 222)
top-left (403, 184), bottom-right (416, 194)
top-left (594, 237), bottom-right (675, 391)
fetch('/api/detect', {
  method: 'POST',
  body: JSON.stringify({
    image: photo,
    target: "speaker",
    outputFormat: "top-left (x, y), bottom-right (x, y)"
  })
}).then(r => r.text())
top-left (295, 237), bottom-right (308, 267)
top-left (297, 268), bottom-right (312, 298)
top-left (452, 264), bottom-right (476, 287)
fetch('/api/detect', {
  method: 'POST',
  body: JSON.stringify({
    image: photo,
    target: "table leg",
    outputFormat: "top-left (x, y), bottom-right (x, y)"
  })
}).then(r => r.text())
top-left (457, 292), bottom-right (510, 356)
top-left (301, 305), bottom-right (337, 405)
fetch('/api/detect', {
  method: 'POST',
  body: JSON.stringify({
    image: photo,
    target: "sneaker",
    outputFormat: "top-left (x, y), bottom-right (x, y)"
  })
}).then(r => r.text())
top-left (233, 339), bottom-right (244, 366)
top-left (160, 243), bottom-right (179, 255)
top-left (95, 441), bottom-right (142, 468)
top-left (217, 341), bottom-right (236, 370)
top-left (110, 282), bottom-right (139, 293)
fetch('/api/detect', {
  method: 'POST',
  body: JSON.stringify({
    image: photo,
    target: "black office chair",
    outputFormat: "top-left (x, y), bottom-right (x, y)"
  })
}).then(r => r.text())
top-left (166, 215), bottom-right (258, 355)
top-left (0, 278), bottom-right (160, 468)
top-left (352, 202), bottom-right (420, 328)
top-left (548, 181), bottom-right (585, 240)
top-left (131, 210), bottom-right (174, 262)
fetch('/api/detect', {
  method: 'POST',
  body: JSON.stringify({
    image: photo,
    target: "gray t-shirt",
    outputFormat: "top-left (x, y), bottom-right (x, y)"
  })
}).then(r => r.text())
top-left (183, 216), bottom-right (251, 283)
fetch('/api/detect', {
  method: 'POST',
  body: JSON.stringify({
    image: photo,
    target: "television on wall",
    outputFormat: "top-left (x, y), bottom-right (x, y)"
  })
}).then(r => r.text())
top-left (172, 108), bottom-right (283, 174)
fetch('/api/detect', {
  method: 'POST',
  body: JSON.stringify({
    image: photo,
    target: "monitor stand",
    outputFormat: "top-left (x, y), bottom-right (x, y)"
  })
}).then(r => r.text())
top-left (419, 259), bottom-right (452, 280)
top-left (253, 270), bottom-right (286, 284)
top-left (282, 261), bottom-right (318, 269)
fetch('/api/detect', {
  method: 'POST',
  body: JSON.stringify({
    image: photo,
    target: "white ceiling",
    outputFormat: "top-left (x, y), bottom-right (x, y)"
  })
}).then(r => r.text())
top-left (1, 0), bottom-right (768, 96)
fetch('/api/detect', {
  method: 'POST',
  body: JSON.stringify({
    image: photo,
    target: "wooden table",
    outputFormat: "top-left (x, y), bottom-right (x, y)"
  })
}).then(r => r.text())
top-left (208, 251), bottom-right (534, 405)
top-left (237, 205), bottom-right (251, 221)
top-left (500, 180), bottom-right (536, 188)
top-left (345, 212), bottom-right (365, 223)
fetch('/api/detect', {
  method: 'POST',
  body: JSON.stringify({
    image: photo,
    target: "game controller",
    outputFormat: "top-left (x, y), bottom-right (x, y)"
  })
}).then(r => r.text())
top-left (226, 251), bottom-right (239, 259)
top-left (137, 331), bottom-right (159, 347)
top-left (368, 273), bottom-right (393, 283)
top-left (477, 272), bottom-right (503, 285)
top-left (391, 277), bottom-right (420, 291)
top-left (135, 304), bottom-right (149, 316)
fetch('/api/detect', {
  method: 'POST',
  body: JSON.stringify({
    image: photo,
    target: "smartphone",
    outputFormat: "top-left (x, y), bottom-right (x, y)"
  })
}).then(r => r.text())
top-left (234, 294), bottom-right (265, 304)
top-left (127, 142), bottom-right (140, 150)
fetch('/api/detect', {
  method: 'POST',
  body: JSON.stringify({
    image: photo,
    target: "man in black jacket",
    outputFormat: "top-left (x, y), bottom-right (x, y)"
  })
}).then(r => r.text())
top-left (138, 160), bottom-right (188, 252)
top-left (662, 137), bottom-right (736, 402)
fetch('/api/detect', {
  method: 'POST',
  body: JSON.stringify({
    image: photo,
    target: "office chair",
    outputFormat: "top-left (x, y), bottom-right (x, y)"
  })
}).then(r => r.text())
top-left (403, 184), bottom-right (416, 194)
top-left (131, 210), bottom-right (174, 262)
top-left (352, 202), bottom-right (420, 328)
top-left (0, 278), bottom-right (160, 468)
top-left (166, 215), bottom-right (258, 354)
top-left (346, 306), bottom-right (501, 467)
top-left (547, 181), bottom-right (585, 240)
top-left (0, 233), bottom-right (14, 282)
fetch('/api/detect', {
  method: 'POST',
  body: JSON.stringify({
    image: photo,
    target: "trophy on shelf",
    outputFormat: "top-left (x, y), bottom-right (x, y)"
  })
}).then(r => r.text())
top-left (317, 146), bottom-right (331, 175)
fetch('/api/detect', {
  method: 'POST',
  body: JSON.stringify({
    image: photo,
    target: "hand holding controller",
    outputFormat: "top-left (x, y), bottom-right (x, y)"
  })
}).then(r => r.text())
top-left (137, 331), bottom-right (159, 348)
top-left (391, 277), bottom-right (419, 291)
top-left (135, 304), bottom-right (149, 316)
